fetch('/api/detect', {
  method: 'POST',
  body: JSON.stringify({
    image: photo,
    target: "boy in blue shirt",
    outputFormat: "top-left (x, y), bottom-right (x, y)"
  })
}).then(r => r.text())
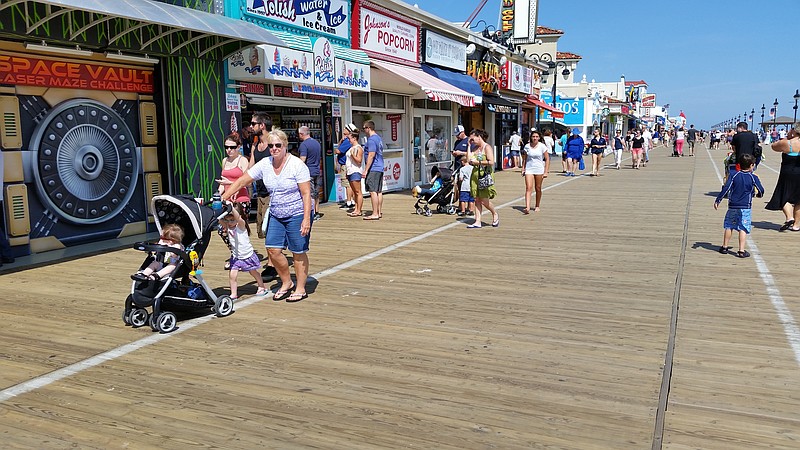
top-left (714, 154), bottom-right (764, 258)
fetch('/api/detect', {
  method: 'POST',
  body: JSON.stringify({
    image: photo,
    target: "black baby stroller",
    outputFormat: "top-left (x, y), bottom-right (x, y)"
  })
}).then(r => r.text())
top-left (123, 194), bottom-right (234, 333)
top-left (414, 165), bottom-right (457, 216)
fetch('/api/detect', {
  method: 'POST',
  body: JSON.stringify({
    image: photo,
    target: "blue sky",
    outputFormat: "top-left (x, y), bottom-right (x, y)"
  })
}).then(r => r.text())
top-left (413, 0), bottom-right (800, 129)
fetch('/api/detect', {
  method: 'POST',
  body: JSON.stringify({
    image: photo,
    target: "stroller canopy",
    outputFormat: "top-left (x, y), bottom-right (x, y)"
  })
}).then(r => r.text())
top-left (150, 195), bottom-right (216, 245)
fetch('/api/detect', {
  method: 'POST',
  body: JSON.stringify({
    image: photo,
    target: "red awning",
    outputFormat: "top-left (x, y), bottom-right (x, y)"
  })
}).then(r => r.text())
top-left (372, 61), bottom-right (476, 107)
top-left (526, 95), bottom-right (564, 118)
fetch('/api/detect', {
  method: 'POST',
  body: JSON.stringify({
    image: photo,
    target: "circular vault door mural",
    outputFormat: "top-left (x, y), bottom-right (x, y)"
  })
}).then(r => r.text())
top-left (31, 99), bottom-right (139, 225)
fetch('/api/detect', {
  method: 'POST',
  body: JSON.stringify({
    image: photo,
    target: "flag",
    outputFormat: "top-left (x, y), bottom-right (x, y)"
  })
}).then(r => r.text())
top-left (679, 110), bottom-right (686, 119)
top-left (230, 112), bottom-right (238, 133)
top-left (663, 103), bottom-right (670, 110)
top-left (769, 107), bottom-right (776, 119)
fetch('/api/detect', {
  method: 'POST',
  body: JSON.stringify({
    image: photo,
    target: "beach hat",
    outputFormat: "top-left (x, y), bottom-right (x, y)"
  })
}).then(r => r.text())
top-left (345, 123), bottom-right (358, 133)
top-left (571, 127), bottom-right (580, 135)
top-left (453, 125), bottom-right (465, 135)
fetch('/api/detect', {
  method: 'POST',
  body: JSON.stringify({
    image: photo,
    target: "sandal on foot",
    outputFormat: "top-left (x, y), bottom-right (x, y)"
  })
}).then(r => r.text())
top-left (273, 283), bottom-right (295, 301)
top-left (131, 271), bottom-right (148, 281)
top-left (466, 223), bottom-right (482, 229)
top-left (286, 292), bottom-right (308, 303)
top-left (347, 211), bottom-right (363, 217)
top-left (736, 250), bottom-right (750, 258)
top-left (718, 246), bottom-right (730, 254)
top-left (522, 208), bottom-right (530, 215)
top-left (255, 287), bottom-right (269, 297)
top-left (780, 219), bottom-right (796, 231)
top-left (491, 217), bottom-right (500, 227)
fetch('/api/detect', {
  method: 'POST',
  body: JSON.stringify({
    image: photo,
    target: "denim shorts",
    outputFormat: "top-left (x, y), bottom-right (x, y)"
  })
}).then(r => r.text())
top-left (724, 209), bottom-right (752, 234)
top-left (265, 213), bottom-right (311, 253)
top-left (347, 172), bottom-right (362, 182)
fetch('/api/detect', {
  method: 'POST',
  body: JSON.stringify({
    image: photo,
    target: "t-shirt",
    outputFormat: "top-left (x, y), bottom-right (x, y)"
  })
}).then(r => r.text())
top-left (247, 154), bottom-right (310, 218)
top-left (543, 135), bottom-right (555, 152)
top-left (687, 128), bottom-right (698, 141)
top-left (631, 137), bottom-right (645, 149)
top-left (559, 134), bottom-right (568, 151)
top-left (642, 130), bottom-right (652, 148)
top-left (453, 137), bottom-right (469, 154)
top-left (590, 137), bottom-right (607, 153)
top-left (523, 142), bottom-right (548, 174)
top-left (251, 145), bottom-right (270, 197)
top-left (458, 164), bottom-right (473, 192)
top-left (299, 137), bottom-right (322, 177)
top-left (365, 134), bottom-right (384, 173)
top-left (509, 134), bottom-right (522, 150)
top-left (336, 138), bottom-right (352, 166)
top-left (731, 131), bottom-right (759, 161)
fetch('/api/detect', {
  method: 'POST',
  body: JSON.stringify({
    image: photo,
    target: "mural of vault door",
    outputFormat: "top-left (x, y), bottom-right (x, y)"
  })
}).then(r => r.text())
top-left (27, 98), bottom-right (146, 245)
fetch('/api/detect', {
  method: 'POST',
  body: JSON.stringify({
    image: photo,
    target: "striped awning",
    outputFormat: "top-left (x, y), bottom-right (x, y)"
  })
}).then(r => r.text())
top-left (372, 60), bottom-right (475, 107)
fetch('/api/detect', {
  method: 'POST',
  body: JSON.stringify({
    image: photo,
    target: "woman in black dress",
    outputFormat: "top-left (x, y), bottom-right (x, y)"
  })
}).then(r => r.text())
top-left (765, 123), bottom-right (800, 231)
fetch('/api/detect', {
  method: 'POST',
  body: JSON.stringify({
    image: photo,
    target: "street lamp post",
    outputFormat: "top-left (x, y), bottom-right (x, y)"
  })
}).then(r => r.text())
top-left (751, 108), bottom-right (755, 130)
top-left (773, 98), bottom-right (779, 131)
top-left (545, 60), bottom-right (570, 134)
top-left (793, 89), bottom-right (799, 124)
top-left (761, 104), bottom-right (765, 132)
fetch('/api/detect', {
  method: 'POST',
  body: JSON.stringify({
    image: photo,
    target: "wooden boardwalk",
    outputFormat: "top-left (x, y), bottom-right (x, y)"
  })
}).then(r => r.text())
top-left (1, 143), bottom-right (799, 449)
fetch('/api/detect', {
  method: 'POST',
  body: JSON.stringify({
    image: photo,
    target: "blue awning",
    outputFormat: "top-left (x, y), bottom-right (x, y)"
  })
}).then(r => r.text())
top-left (421, 64), bottom-right (483, 104)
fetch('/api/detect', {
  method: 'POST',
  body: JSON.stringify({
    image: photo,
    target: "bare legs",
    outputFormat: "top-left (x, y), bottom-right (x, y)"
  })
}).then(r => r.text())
top-left (366, 191), bottom-right (382, 219)
top-left (591, 153), bottom-right (602, 176)
top-left (267, 247), bottom-right (308, 295)
top-left (348, 179), bottom-right (363, 215)
top-left (533, 174), bottom-right (544, 211)
top-left (523, 174), bottom-right (534, 213)
top-left (471, 197), bottom-right (498, 227)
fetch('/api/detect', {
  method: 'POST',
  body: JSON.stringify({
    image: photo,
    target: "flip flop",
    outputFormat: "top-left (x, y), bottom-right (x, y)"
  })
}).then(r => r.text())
top-left (522, 208), bottom-right (530, 215)
top-left (718, 246), bottom-right (730, 254)
top-left (286, 292), bottom-right (308, 303)
top-left (347, 212), bottom-right (363, 217)
top-left (736, 250), bottom-right (751, 258)
top-left (363, 216), bottom-right (380, 220)
top-left (780, 220), bottom-right (796, 231)
top-left (466, 224), bottom-right (482, 229)
top-left (273, 283), bottom-right (295, 301)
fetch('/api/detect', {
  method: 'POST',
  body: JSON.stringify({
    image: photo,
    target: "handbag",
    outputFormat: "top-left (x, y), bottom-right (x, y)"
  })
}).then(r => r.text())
top-left (578, 158), bottom-right (585, 171)
top-left (477, 164), bottom-right (494, 189)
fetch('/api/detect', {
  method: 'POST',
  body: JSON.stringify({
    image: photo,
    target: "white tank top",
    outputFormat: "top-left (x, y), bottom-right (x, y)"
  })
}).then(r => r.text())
top-left (228, 226), bottom-right (254, 260)
top-left (345, 144), bottom-right (363, 175)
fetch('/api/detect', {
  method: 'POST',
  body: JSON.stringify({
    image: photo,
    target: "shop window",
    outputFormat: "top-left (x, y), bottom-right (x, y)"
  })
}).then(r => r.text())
top-left (352, 92), bottom-right (369, 107)
top-left (370, 92), bottom-right (386, 109)
top-left (422, 114), bottom-right (452, 165)
top-left (412, 99), bottom-right (426, 109)
top-left (386, 94), bottom-right (404, 110)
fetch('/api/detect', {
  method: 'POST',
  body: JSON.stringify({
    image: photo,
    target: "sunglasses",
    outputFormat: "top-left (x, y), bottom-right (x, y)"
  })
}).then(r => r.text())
top-left (267, 143), bottom-right (283, 148)
top-left (224, 145), bottom-right (238, 149)
top-left (250, 121), bottom-right (261, 125)
top-left (362, 126), bottom-right (371, 130)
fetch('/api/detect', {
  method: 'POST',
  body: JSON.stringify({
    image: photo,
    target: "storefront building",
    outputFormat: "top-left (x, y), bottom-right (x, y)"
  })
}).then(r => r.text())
top-left (351, 0), bottom-right (476, 192)
top-left (0, 0), bottom-right (283, 256)
top-left (223, 0), bottom-right (371, 203)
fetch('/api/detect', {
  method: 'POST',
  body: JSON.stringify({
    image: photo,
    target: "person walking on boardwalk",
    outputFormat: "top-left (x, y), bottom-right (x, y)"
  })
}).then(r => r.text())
top-left (588, 129), bottom-right (606, 176)
top-left (361, 120), bottom-right (384, 221)
top-left (686, 124), bottom-right (699, 156)
top-left (630, 130), bottom-right (645, 169)
top-left (558, 130), bottom-right (569, 173)
top-left (222, 128), bottom-right (313, 303)
top-left (564, 128), bottom-right (584, 176)
top-left (612, 130), bottom-right (625, 169)
top-left (642, 127), bottom-right (653, 165)
top-left (765, 122), bottom-right (800, 231)
top-left (521, 130), bottom-right (550, 214)
top-left (466, 129), bottom-right (499, 228)
top-left (714, 154), bottom-right (764, 258)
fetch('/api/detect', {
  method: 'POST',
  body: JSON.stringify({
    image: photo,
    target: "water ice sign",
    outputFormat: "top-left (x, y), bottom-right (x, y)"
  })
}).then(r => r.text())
top-left (245, 0), bottom-right (349, 41)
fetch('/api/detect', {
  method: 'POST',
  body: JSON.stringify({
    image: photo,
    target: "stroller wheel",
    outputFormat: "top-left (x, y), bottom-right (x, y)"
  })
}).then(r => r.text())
top-left (437, 205), bottom-right (445, 213)
top-left (446, 205), bottom-right (457, 215)
top-left (213, 295), bottom-right (235, 317)
top-left (416, 207), bottom-right (424, 215)
top-left (122, 309), bottom-right (132, 326)
top-left (424, 209), bottom-right (432, 217)
top-left (128, 308), bottom-right (149, 328)
top-left (155, 311), bottom-right (177, 333)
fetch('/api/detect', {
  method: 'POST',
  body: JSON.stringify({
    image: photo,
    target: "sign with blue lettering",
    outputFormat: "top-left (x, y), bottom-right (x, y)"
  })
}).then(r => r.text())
top-left (539, 91), bottom-right (584, 125)
top-left (246, 0), bottom-right (350, 42)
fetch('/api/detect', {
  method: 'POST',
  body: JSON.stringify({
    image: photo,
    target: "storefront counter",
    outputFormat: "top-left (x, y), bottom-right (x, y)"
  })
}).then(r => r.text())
top-left (382, 150), bottom-right (407, 192)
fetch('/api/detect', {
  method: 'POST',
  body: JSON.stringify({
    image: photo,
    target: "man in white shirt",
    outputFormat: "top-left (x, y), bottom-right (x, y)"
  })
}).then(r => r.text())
top-left (641, 128), bottom-right (653, 166)
top-left (507, 131), bottom-right (522, 170)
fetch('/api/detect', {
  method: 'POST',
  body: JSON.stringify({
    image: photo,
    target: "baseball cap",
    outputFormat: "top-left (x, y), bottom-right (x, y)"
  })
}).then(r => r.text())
top-left (453, 125), bottom-right (465, 135)
top-left (344, 123), bottom-right (358, 133)
top-left (571, 128), bottom-right (580, 135)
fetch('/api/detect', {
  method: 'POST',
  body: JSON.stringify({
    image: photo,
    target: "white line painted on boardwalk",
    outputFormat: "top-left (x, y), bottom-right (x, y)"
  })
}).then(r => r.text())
top-left (0, 172), bottom-right (586, 403)
top-left (705, 146), bottom-right (800, 365)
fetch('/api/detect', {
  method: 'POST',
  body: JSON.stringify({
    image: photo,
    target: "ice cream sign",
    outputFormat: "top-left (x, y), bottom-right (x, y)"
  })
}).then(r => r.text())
top-left (356, 5), bottom-right (419, 65)
top-left (246, 0), bottom-right (349, 40)
top-left (313, 37), bottom-right (335, 87)
top-left (228, 45), bottom-right (313, 84)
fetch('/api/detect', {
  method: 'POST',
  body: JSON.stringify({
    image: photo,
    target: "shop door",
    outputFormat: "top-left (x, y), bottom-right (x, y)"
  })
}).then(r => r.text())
top-left (413, 116), bottom-right (422, 183)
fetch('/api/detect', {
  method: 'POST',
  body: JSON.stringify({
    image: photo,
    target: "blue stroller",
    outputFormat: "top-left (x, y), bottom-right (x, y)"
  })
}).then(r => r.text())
top-left (123, 194), bottom-right (234, 333)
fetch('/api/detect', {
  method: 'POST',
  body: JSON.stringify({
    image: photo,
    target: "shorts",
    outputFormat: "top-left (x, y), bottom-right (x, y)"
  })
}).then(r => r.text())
top-left (309, 175), bottom-right (321, 198)
top-left (230, 252), bottom-right (261, 272)
top-left (509, 150), bottom-right (520, 156)
top-left (339, 165), bottom-right (348, 181)
top-left (723, 209), bottom-right (752, 234)
top-left (632, 148), bottom-right (643, 157)
top-left (590, 149), bottom-right (604, 155)
top-left (365, 171), bottom-right (384, 192)
top-left (266, 213), bottom-right (311, 254)
top-left (459, 191), bottom-right (474, 202)
top-left (347, 172), bottom-right (362, 182)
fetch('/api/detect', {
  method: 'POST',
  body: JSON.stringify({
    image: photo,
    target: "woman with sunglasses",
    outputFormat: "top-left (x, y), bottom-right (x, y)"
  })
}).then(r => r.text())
top-left (222, 128), bottom-right (313, 303)
top-left (216, 132), bottom-right (252, 269)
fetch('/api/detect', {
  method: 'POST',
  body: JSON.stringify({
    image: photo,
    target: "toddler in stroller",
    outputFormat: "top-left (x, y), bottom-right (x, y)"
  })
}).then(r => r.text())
top-left (123, 194), bottom-right (235, 333)
top-left (413, 165), bottom-right (456, 216)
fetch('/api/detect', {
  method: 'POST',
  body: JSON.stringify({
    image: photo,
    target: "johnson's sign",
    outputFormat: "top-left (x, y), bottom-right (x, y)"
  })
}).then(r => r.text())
top-left (355, 4), bottom-right (419, 65)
